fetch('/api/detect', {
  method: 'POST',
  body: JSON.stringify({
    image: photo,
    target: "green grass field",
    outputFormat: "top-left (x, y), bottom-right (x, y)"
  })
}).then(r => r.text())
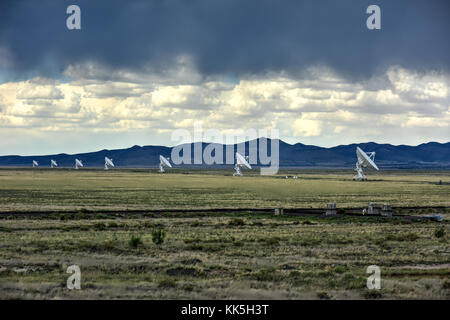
top-left (0, 169), bottom-right (449, 299)
top-left (0, 169), bottom-right (448, 211)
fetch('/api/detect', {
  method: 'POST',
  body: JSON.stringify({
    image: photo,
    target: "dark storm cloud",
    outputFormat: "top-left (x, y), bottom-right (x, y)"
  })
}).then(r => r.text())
top-left (1, 0), bottom-right (449, 81)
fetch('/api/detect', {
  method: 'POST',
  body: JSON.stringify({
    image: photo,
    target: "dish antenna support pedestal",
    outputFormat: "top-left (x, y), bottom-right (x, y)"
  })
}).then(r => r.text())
top-left (354, 162), bottom-right (367, 180)
top-left (233, 164), bottom-right (243, 176)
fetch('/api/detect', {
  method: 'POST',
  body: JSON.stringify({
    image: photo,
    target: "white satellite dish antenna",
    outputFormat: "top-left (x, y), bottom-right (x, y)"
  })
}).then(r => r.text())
top-left (104, 157), bottom-right (114, 170)
top-left (353, 147), bottom-right (379, 180)
top-left (233, 152), bottom-right (252, 176)
top-left (75, 159), bottom-right (83, 170)
top-left (32, 160), bottom-right (39, 168)
top-left (159, 155), bottom-right (172, 173)
top-left (50, 160), bottom-right (58, 168)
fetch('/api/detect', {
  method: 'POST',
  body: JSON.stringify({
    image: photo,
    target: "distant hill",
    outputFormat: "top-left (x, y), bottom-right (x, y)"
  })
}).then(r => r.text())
top-left (0, 139), bottom-right (449, 168)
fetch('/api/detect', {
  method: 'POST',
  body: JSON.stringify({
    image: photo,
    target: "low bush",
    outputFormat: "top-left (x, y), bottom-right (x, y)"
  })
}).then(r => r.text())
top-left (228, 218), bottom-right (245, 226)
top-left (434, 227), bottom-right (445, 238)
top-left (152, 228), bottom-right (166, 245)
top-left (317, 291), bottom-right (331, 299)
top-left (363, 290), bottom-right (382, 299)
top-left (129, 235), bottom-right (143, 248)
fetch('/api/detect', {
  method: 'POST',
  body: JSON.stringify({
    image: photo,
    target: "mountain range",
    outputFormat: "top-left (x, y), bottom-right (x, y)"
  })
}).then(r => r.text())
top-left (0, 139), bottom-right (449, 168)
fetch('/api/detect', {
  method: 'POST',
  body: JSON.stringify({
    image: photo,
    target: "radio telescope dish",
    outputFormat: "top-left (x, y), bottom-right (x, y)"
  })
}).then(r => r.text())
top-left (353, 147), bottom-right (379, 181)
top-left (233, 152), bottom-right (252, 176)
top-left (159, 155), bottom-right (172, 173)
top-left (104, 157), bottom-right (114, 170)
top-left (50, 160), bottom-right (58, 168)
top-left (32, 160), bottom-right (39, 168)
top-left (75, 159), bottom-right (83, 170)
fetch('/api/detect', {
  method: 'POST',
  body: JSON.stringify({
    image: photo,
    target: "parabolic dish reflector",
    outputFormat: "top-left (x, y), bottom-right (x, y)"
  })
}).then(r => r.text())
top-left (160, 155), bottom-right (172, 168)
top-left (75, 159), bottom-right (83, 167)
top-left (356, 147), bottom-right (379, 171)
top-left (236, 152), bottom-right (252, 169)
top-left (105, 157), bottom-right (114, 167)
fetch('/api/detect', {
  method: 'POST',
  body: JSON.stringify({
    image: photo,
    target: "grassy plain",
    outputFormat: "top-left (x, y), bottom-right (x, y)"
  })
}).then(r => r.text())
top-left (0, 169), bottom-right (448, 299)
top-left (0, 169), bottom-right (448, 211)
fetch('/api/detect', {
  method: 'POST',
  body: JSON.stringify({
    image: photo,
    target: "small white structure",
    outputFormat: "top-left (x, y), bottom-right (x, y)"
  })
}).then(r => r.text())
top-left (353, 147), bottom-right (379, 180)
top-left (32, 160), bottom-right (39, 168)
top-left (233, 152), bottom-right (252, 176)
top-left (104, 157), bottom-right (114, 170)
top-left (74, 159), bottom-right (83, 170)
top-left (381, 203), bottom-right (392, 217)
top-left (367, 202), bottom-right (381, 215)
top-left (159, 155), bottom-right (172, 173)
top-left (325, 203), bottom-right (337, 216)
top-left (50, 160), bottom-right (58, 168)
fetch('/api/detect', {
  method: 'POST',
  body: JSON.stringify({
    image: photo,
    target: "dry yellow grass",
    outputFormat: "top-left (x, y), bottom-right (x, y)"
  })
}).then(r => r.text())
top-left (0, 169), bottom-right (448, 211)
top-left (0, 169), bottom-right (448, 299)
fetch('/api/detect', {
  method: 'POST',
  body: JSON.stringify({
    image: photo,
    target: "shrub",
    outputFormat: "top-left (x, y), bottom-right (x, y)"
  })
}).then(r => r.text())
top-left (0, 226), bottom-right (13, 233)
top-left (404, 233), bottom-right (420, 241)
top-left (253, 268), bottom-right (278, 281)
top-left (183, 284), bottom-right (194, 291)
top-left (386, 233), bottom-right (419, 242)
top-left (233, 240), bottom-right (244, 247)
top-left (129, 235), bottom-right (143, 248)
top-left (317, 291), bottom-right (331, 300)
top-left (107, 222), bottom-right (119, 228)
top-left (435, 227), bottom-right (445, 238)
top-left (93, 222), bottom-right (106, 231)
top-left (264, 237), bottom-right (280, 246)
top-left (184, 238), bottom-right (200, 244)
top-left (190, 220), bottom-right (203, 227)
top-left (102, 239), bottom-right (117, 251)
top-left (187, 244), bottom-right (223, 252)
top-left (142, 221), bottom-right (154, 228)
top-left (363, 290), bottom-right (382, 299)
top-left (152, 228), bottom-right (166, 245)
top-left (166, 267), bottom-right (197, 276)
top-left (442, 280), bottom-right (450, 290)
top-left (158, 278), bottom-right (176, 288)
top-left (228, 218), bottom-right (245, 226)
top-left (334, 266), bottom-right (347, 274)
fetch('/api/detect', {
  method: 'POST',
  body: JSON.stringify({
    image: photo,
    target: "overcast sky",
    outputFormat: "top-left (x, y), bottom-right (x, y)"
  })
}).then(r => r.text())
top-left (1, 0), bottom-right (449, 155)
